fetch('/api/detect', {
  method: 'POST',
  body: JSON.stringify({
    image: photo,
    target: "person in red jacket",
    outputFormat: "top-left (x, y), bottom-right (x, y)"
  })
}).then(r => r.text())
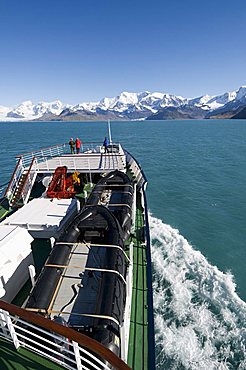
top-left (75, 137), bottom-right (81, 154)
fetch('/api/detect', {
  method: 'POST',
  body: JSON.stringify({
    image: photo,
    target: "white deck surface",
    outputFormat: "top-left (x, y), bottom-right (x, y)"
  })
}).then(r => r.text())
top-left (0, 225), bottom-right (34, 301)
top-left (3, 198), bottom-right (79, 238)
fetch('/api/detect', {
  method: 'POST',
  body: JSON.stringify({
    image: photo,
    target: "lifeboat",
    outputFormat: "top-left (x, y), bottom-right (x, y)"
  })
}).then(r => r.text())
top-left (47, 166), bottom-right (76, 198)
top-left (25, 170), bottom-right (134, 358)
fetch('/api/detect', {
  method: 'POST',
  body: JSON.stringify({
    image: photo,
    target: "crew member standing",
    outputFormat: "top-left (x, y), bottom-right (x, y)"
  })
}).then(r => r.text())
top-left (103, 137), bottom-right (109, 153)
top-left (75, 137), bottom-right (81, 154)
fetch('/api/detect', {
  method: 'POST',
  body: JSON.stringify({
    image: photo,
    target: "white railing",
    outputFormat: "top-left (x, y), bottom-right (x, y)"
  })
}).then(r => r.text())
top-left (21, 158), bottom-right (38, 205)
top-left (4, 157), bottom-right (25, 206)
top-left (17, 143), bottom-right (67, 168)
top-left (16, 143), bottom-right (122, 166)
top-left (0, 182), bottom-right (9, 200)
top-left (5, 157), bottom-right (38, 207)
top-left (118, 144), bottom-right (126, 168)
top-left (34, 149), bottom-right (125, 173)
top-left (16, 143), bottom-right (123, 167)
top-left (35, 155), bottom-right (97, 172)
top-left (81, 142), bottom-right (102, 154)
top-left (124, 150), bottom-right (145, 189)
top-left (0, 309), bottom-right (113, 370)
top-left (80, 143), bottom-right (122, 156)
top-left (0, 300), bottom-right (130, 370)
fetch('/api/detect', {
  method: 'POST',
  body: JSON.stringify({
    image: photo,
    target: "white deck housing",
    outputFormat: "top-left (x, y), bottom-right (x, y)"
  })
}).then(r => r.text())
top-left (0, 225), bottom-right (34, 301)
top-left (2, 198), bottom-right (79, 238)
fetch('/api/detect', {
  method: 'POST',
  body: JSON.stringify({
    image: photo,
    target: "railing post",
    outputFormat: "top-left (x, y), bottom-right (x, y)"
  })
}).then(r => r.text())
top-left (35, 157), bottom-right (39, 172)
top-left (2, 310), bottom-right (20, 349)
top-left (20, 157), bottom-right (24, 171)
top-left (86, 158), bottom-right (91, 184)
top-left (28, 265), bottom-right (36, 287)
top-left (72, 341), bottom-right (83, 370)
top-left (0, 309), bottom-right (9, 338)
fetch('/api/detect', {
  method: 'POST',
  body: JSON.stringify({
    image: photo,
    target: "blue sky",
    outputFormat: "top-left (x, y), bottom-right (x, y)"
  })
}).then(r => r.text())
top-left (0, 0), bottom-right (246, 106)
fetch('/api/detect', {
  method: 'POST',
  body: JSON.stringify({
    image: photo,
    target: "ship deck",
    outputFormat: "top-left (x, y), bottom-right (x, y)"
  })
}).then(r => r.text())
top-left (0, 144), bottom-right (154, 369)
top-left (0, 194), bottom-right (150, 370)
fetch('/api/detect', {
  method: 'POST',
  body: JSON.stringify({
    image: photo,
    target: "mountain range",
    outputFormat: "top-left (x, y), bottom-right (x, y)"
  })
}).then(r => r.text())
top-left (1, 86), bottom-right (246, 122)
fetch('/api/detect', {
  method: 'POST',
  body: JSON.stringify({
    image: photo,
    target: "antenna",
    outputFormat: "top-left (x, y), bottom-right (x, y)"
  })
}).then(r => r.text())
top-left (107, 120), bottom-right (112, 144)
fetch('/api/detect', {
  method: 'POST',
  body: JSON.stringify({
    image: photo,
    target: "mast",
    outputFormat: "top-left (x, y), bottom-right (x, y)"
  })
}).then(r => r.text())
top-left (108, 119), bottom-right (112, 144)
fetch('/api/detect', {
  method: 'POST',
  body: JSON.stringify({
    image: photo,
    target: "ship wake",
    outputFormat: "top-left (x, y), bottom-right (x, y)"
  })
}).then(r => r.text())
top-left (150, 215), bottom-right (246, 370)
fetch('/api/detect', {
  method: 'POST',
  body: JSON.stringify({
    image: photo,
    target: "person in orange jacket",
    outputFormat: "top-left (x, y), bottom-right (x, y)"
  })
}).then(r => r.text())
top-left (75, 137), bottom-right (81, 154)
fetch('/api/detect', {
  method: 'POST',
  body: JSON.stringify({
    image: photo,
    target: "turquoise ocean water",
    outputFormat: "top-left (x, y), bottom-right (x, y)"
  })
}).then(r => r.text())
top-left (0, 120), bottom-right (246, 369)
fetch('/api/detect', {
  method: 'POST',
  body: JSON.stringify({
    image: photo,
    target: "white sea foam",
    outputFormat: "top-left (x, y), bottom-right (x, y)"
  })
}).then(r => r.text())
top-left (149, 215), bottom-right (246, 370)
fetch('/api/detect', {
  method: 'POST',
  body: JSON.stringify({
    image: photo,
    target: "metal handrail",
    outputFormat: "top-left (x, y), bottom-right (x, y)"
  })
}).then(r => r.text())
top-left (3, 158), bottom-right (25, 206)
top-left (0, 182), bottom-right (9, 199)
top-left (13, 157), bottom-right (37, 206)
top-left (0, 300), bottom-right (131, 370)
top-left (16, 143), bottom-right (121, 159)
top-left (15, 143), bottom-right (67, 158)
top-left (15, 143), bottom-right (68, 168)
top-left (16, 142), bottom-right (107, 159)
top-left (4, 158), bottom-right (22, 197)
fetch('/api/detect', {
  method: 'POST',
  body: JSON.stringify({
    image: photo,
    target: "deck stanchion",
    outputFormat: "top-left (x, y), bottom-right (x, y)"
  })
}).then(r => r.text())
top-left (28, 265), bottom-right (36, 287)
top-left (0, 309), bottom-right (9, 338)
top-left (2, 309), bottom-right (20, 349)
top-left (72, 341), bottom-right (83, 370)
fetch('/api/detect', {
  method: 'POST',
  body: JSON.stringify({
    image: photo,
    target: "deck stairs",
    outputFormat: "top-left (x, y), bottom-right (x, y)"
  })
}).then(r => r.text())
top-left (11, 172), bottom-right (28, 207)
top-left (6, 158), bottom-right (38, 208)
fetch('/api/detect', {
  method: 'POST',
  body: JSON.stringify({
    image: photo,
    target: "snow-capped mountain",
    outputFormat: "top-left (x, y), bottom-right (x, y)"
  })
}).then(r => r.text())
top-left (57, 91), bottom-right (187, 120)
top-left (147, 86), bottom-right (246, 120)
top-left (0, 105), bottom-right (11, 120)
top-left (187, 92), bottom-right (236, 111)
top-left (1, 86), bottom-right (246, 121)
top-left (205, 87), bottom-right (246, 119)
top-left (5, 100), bottom-right (66, 120)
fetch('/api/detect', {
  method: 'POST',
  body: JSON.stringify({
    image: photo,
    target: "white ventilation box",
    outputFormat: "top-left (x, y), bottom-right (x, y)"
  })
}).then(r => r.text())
top-left (0, 225), bottom-right (34, 302)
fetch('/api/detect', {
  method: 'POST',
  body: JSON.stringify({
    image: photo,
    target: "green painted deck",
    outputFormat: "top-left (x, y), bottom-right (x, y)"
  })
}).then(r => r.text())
top-left (0, 337), bottom-right (64, 370)
top-left (0, 198), bottom-right (11, 221)
top-left (0, 206), bottom-right (9, 220)
top-left (127, 194), bottom-right (148, 370)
